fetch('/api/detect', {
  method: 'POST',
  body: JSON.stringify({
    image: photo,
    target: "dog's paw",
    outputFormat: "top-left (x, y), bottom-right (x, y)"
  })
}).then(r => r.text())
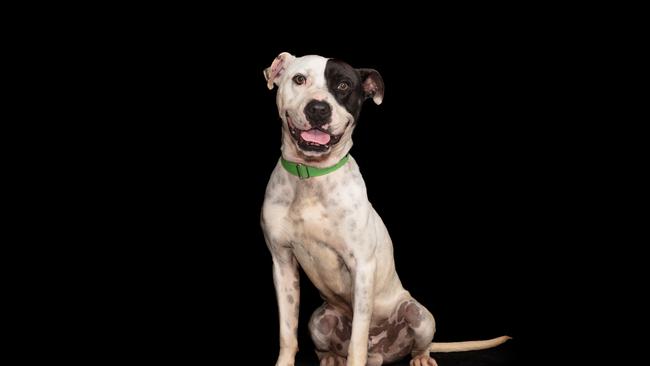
top-left (410, 354), bottom-right (438, 366)
top-left (319, 353), bottom-right (346, 366)
top-left (275, 350), bottom-right (297, 366)
top-left (275, 361), bottom-right (294, 366)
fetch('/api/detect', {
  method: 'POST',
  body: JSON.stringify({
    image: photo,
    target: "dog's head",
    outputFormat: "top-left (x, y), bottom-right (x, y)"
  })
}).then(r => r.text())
top-left (264, 52), bottom-right (384, 165)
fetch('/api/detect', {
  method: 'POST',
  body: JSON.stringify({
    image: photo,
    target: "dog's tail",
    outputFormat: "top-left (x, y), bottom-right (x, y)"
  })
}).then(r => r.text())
top-left (429, 335), bottom-right (511, 353)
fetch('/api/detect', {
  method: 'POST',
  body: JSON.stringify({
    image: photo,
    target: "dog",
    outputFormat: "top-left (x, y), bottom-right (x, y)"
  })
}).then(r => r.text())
top-left (261, 52), bottom-right (510, 366)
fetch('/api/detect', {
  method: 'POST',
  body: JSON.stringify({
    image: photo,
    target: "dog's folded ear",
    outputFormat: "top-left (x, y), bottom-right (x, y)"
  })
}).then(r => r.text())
top-left (264, 52), bottom-right (296, 90)
top-left (357, 69), bottom-right (384, 105)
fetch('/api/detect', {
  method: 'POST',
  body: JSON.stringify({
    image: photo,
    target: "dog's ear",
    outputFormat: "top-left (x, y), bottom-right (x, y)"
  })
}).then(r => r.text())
top-left (264, 52), bottom-right (296, 90)
top-left (357, 69), bottom-right (384, 105)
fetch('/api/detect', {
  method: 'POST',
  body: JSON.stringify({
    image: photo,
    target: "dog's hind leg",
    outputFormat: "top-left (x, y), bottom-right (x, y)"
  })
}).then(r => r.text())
top-left (401, 301), bottom-right (437, 366)
top-left (309, 303), bottom-right (352, 366)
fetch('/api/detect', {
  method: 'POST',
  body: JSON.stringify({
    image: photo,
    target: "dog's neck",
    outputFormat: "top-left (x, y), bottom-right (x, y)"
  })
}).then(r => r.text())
top-left (280, 130), bottom-right (354, 169)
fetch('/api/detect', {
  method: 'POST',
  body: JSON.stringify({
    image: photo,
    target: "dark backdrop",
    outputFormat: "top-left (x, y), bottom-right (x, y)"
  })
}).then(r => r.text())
top-left (100, 20), bottom-right (560, 366)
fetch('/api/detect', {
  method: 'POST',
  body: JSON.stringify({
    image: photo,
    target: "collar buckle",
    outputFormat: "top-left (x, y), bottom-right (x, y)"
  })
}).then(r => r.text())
top-left (295, 164), bottom-right (310, 179)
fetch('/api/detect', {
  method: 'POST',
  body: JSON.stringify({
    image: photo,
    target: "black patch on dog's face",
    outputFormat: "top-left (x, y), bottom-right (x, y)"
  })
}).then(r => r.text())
top-left (325, 59), bottom-right (364, 122)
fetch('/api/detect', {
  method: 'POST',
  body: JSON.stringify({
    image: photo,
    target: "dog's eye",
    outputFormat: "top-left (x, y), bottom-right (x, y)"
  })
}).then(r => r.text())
top-left (337, 82), bottom-right (350, 91)
top-left (293, 74), bottom-right (306, 85)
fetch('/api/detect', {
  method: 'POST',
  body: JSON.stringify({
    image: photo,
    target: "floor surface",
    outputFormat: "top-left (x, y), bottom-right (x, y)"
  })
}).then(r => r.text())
top-left (294, 340), bottom-right (518, 365)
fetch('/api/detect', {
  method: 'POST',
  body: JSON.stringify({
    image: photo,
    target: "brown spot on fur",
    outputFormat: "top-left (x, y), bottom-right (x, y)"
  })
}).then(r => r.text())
top-left (404, 302), bottom-right (423, 328)
top-left (369, 325), bottom-right (384, 336)
top-left (293, 280), bottom-right (299, 289)
top-left (359, 302), bottom-right (370, 314)
top-left (369, 337), bottom-right (391, 353)
top-left (384, 321), bottom-right (408, 351)
top-left (314, 187), bottom-right (326, 203)
top-left (317, 315), bottom-right (338, 335)
top-left (272, 198), bottom-right (291, 206)
top-left (367, 302), bottom-right (422, 358)
top-left (288, 295), bottom-right (294, 304)
top-left (335, 315), bottom-right (352, 341)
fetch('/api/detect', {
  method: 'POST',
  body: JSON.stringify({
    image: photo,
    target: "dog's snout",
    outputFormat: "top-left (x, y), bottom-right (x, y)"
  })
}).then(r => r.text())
top-left (304, 100), bottom-right (331, 125)
top-left (307, 101), bottom-right (331, 116)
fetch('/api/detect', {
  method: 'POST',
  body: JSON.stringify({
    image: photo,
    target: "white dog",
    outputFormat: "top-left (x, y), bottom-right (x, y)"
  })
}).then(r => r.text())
top-left (261, 52), bottom-right (509, 366)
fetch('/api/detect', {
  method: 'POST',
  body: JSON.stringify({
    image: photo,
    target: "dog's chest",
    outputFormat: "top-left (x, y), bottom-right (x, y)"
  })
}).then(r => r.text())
top-left (283, 171), bottom-right (368, 299)
top-left (263, 160), bottom-right (370, 299)
top-left (287, 178), bottom-right (355, 254)
top-left (287, 190), bottom-right (356, 301)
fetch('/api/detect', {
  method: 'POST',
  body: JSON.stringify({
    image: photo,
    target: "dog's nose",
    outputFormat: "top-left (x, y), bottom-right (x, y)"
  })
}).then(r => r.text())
top-left (304, 100), bottom-right (331, 126)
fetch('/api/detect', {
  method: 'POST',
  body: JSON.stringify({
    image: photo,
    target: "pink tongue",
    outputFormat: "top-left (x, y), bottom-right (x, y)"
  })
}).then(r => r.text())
top-left (300, 129), bottom-right (331, 144)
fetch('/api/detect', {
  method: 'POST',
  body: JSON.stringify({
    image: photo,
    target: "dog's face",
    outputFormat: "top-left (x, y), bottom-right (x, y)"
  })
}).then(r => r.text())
top-left (264, 52), bottom-right (384, 163)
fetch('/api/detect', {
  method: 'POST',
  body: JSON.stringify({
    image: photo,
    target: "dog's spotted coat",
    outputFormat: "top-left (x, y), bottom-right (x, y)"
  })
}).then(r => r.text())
top-left (262, 52), bottom-right (509, 366)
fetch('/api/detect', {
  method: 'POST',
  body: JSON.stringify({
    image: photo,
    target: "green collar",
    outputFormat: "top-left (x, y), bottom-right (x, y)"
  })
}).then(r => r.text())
top-left (281, 154), bottom-right (350, 179)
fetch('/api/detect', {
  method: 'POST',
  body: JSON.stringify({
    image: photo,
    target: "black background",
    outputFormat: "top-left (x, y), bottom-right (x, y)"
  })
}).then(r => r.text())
top-left (95, 15), bottom-right (571, 365)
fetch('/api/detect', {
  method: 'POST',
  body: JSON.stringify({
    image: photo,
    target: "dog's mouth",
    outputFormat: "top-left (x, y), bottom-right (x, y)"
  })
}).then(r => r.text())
top-left (286, 112), bottom-right (343, 152)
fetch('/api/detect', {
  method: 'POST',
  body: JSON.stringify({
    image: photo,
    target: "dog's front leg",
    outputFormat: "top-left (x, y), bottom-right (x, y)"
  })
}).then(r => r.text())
top-left (271, 247), bottom-right (300, 366)
top-left (347, 259), bottom-right (376, 366)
